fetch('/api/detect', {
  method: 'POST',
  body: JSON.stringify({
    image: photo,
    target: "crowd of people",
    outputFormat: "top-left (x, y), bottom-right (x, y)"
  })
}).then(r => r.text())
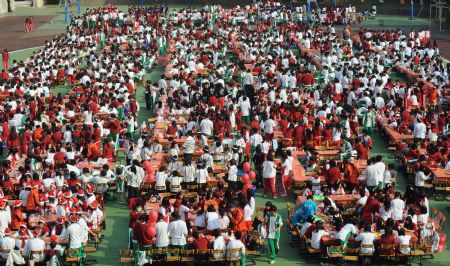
top-left (0, 3), bottom-right (172, 265)
top-left (0, 0), bottom-right (449, 265)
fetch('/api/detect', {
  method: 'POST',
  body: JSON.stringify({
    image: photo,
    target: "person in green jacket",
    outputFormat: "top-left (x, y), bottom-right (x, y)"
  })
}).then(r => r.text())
top-left (264, 205), bottom-right (283, 264)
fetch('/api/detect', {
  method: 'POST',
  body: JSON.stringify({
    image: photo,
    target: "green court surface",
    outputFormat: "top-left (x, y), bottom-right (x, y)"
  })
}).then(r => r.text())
top-left (4, 4), bottom-right (450, 266)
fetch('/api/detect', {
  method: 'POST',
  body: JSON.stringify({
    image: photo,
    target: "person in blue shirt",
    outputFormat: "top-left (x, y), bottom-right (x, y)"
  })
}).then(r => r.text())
top-left (293, 195), bottom-right (318, 226)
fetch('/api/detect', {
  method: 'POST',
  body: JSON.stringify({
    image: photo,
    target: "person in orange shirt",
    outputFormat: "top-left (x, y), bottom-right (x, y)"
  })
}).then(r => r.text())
top-left (87, 141), bottom-right (101, 160)
top-left (227, 203), bottom-right (247, 236)
top-left (33, 125), bottom-right (44, 141)
top-left (428, 88), bottom-right (438, 107)
top-left (26, 183), bottom-right (42, 213)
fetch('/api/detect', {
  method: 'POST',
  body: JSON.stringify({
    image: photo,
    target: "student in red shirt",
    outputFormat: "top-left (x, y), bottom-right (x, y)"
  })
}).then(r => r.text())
top-left (302, 71), bottom-right (315, 85)
top-left (326, 160), bottom-right (341, 187)
top-left (102, 139), bottom-right (115, 160)
top-left (193, 231), bottom-right (209, 251)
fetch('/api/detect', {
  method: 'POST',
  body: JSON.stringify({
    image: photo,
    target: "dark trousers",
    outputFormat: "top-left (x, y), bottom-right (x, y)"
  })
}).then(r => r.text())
top-left (128, 186), bottom-right (139, 200)
top-left (184, 153), bottom-right (193, 165)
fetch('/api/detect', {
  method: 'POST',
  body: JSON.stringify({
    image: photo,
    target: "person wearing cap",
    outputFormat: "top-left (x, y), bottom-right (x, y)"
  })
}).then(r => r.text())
top-left (10, 200), bottom-right (25, 230)
top-left (51, 217), bottom-right (67, 237)
top-left (85, 201), bottom-right (103, 230)
top-left (24, 229), bottom-right (46, 263)
top-left (63, 214), bottom-right (86, 260)
top-left (0, 228), bottom-right (15, 257)
top-left (15, 228), bottom-right (30, 250)
top-left (55, 197), bottom-right (68, 218)
top-left (45, 235), bottom-right (64, 266)
top-left (0, 227), bottom-right (25, 264)
top-left (0, 200), bottom-right (10, 230)
top-left (36, 219), bottom-right (51, 237)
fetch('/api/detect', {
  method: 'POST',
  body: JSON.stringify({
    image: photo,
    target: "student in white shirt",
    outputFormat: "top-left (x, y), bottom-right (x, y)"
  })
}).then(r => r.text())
top-left (355, 224), bottom-right (376, 254)
top-left (397, 228), bottom-right (411, 255)
top-left (206, 205), bottom-right (220, 231)
top-left (310, 221), bottom-right (329, 249)
top-left (262, 154), bottom-right (277, 198)
top-left (335, 219), bottom-right (358, 245)
top-left (212, 230), bottom-right (226, 259)
top-left (391, 192), bottom-right (405, 222)
top-left (417, 206), bottom-right (429, 226)
top-left (380, 198), bottom-right (393, 221)
top-left (195, 161), bottom-right (209, 190)
top-left (168, 212), bottom-right (188, 248)
top-left (280, 153), bottom-right (292, 197)
top-left (155, 166), bottom-right (169, 191)
top-left (0, 228), bottom-right (23, 264)
top-left (227, 159), bottom-right (238, 189)
top-left (155, 214), bottom-right (169, 248)
top-left (226, 231), bottom-right (245, 263)
top-left (181, 162), bottom-right (195, 183)
top-left (415, 166), bottom-right (432, 192)
top-left (167, 171), bottom-right (183, 193)
top-left (23, 230), bottom-right (46, 263)
top-left (64, 215), bottom-right (86, 250)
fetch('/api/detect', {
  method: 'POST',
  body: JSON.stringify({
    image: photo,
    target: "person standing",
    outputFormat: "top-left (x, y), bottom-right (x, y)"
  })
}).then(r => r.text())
top-left (182, 131), bottom-right (196, 165)
top-left (262, 153), bottom-right (277, 198)
top-left (265, 205), bottom-right (283, 264)
top-left (362, 106), bottom-right (376, 135)
top-left (167, 212), bottom-right (188, 249)
top-left (239, 96), bottom-right (252, 126)
top-left (63, 215), bottom-right (86, 262)
top-left (155, 213), bottom-right (169, 250)
top-left (2, 49), bottom-right (10, 71)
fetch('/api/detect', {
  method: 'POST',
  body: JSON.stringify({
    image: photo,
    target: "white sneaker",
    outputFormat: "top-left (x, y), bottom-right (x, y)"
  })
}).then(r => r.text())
top-left (270, 260), bottom-right (276, 264)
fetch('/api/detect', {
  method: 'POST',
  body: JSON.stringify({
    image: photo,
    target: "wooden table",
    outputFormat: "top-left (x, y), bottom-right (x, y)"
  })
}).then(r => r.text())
top-left (295, 149), bottom-right (340, 159)
top-left (75, 160), bottom-right (115, 171)
top-left (428, 167), bottom-right (450, 182)
top-left (384, 126), bottom-right (414, 143)
top-left (296, 194), bottom-right (360, 206)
